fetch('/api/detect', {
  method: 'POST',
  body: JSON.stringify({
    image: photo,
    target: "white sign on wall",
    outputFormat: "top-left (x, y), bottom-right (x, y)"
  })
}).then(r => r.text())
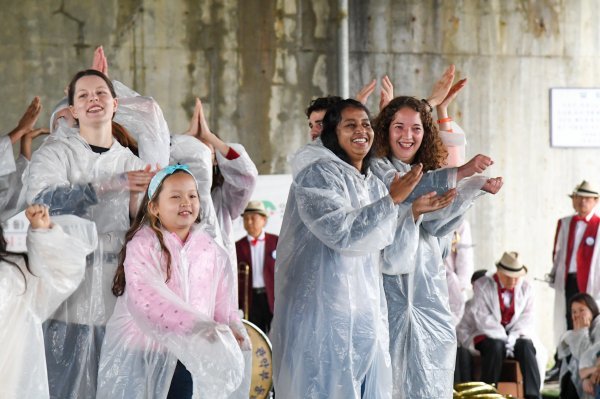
top-left (550, 88), bottom-right (600, 147)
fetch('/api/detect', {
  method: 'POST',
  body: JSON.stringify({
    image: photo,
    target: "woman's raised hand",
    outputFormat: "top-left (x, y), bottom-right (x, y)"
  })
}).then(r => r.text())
top-left (379, 75), bottom-right (394, 111)
top-left (427, 65), bottom-right (455, 108)
top-left (438, 78), bottom-right (467, 111)
top-left (126, 165), bottom-right (156, 193)
top-left (457, 154), bottom-right (493, 181)
top-left (388, 164), bottom-right (423, 205)
top-left (25, 204), bottom-right (51, 229)
top-left (91, 46), bottom-right (109, 76)
top-left (355, 79), bottom-right (376, 105)
top-left (481, 177), bottom-right (503, 195)
top-left (411, 189), bottom-right (456, 220)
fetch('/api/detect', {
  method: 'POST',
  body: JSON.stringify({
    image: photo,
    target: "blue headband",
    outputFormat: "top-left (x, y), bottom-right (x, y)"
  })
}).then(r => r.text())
top-left (148, 164), bottom-right (196, 199)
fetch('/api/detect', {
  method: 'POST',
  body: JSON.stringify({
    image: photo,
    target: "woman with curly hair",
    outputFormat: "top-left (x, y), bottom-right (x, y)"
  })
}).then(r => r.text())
top-left (371, 94), bottom-right (503, 398)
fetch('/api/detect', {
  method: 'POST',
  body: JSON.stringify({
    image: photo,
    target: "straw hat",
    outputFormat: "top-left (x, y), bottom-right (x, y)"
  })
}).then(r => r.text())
top-left (495, 251), bottom-right (527, 278)
top-left (242, 200), bottom-right (268, 217)
top-left (570, 180), bottom-right (599, 198)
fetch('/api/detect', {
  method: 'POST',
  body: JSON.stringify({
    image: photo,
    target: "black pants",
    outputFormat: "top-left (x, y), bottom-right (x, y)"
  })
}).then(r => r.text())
top-left (249, 290), bottom-right (273, 333)
top-left (565, 273), bottom-right (580, 330)
top-left (475, 337), bottom-right (540, 399)
top-left (559, 370), bottom-right (580, 399)
top-left (167, 361), bottom-right (193, 399)
top-left (454, 346), bottom-right (473, 383)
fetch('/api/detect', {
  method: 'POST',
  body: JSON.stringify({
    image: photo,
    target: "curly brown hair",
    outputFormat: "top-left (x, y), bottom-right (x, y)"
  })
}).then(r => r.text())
top-left (373, 96), bottom-right (447, 171)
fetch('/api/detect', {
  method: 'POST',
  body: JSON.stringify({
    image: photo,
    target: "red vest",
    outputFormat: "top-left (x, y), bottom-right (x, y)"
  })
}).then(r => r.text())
top-left (494, 274), bottom-right (515, 327)
top-left (565, 214), bottom-right (600, 291)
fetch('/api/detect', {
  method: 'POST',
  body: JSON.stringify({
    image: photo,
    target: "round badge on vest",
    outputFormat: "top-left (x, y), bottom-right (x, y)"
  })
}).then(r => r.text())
top-left (586, 236), bottom-right (595, 246)
top-left (272, 250), bottom-right (276, 260)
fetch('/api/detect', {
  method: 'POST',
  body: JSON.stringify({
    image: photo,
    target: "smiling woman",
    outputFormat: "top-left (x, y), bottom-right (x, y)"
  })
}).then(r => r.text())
top-left (22, 69), bottom-right (155, 398)
top-left (320, 99), bottom-right (375, 175)
top-left (270, 99), bottom-right (425, 399)
top-left (371, 94), bottom-right (503, 398)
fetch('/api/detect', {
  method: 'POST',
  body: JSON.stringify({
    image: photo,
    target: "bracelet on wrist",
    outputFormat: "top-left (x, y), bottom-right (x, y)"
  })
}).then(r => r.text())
top-left (421, 99), bottom-right (433, 113)
top-left (437, 117), bottom-right (453, 124)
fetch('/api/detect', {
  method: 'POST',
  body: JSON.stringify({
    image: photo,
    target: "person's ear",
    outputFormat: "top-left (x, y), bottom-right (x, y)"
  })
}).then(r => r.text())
top-left (148, 201), bottom-right (159, 218)
top-left (69, 105), bottom-right (77, 120)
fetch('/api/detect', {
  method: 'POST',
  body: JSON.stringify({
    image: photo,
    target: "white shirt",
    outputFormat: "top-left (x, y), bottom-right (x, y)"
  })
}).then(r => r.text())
top-left (248, 232), bottom-right (266, 288)
top-left (501, 290), bottom-right (513, 308)
top-left (568, 220), bottom-right (588, 273)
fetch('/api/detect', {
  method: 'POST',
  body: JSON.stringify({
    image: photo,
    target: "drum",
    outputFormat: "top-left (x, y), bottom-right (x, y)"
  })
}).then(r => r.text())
top-left (242, 319), bottom-right (273, 399)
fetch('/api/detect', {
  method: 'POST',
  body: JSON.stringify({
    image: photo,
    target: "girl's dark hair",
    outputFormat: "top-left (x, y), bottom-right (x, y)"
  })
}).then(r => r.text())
top-left (112, 170), bottom-right (201, 296)
top-left (373, 96), bottom-right (448, 172)
top-left (211, 164), bottom-right (224, 191)
top-left (570, 292), bottom-right (600, 320)
top-left (67, 69), bottom-right (139, 155)
top-left (1, 224), bottom-right (31, 292)
top-left (320, 98), bottom-right (373, 175)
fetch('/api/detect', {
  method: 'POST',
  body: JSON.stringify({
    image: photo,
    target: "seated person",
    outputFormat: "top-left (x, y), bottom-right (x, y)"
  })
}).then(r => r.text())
top-left (461, 251), bottom-right (546, 399)
top-left (559, 293), bottom-right (600, 398)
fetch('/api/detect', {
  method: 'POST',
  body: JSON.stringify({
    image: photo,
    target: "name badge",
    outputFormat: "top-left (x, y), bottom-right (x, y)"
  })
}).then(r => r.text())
top-left (586, 236), bottom-right (595, 246)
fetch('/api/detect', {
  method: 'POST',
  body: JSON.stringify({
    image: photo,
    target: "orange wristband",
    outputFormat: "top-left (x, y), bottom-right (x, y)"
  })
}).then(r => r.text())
top-left (437, 117), bottom-right (453, 124)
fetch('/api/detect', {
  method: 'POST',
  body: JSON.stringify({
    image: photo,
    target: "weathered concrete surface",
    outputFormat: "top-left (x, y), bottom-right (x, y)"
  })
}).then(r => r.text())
top-left (2, 0), bottom-right (600, 355)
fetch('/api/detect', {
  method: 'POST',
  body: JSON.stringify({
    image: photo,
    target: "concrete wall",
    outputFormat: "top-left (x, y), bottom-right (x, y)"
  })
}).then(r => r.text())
top-left (3, 0), bottom-right (600, 353)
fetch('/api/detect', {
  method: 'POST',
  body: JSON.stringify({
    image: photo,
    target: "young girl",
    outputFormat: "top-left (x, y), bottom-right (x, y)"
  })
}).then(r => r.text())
top-left (97, 165), bottom-right (247, 399)
top-left (0, 205), bottom-right (96, 399)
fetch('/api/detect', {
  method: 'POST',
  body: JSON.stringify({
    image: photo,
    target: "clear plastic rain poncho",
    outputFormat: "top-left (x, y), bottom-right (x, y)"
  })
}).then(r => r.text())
top-left (0, 215), bottom-right (97, 399)
top-left (211, 143), bottom-right (258, 269)
top-left (271, 141), bottom-right (398, 399)
top-left (558, 315), bottom-right (600, 398)
top-left (112, 81), bottom-right (170, 167)
top-left (371, 156), bottom-right (488, 399)
top-left (169, 135), bottom-right (253, 398)
top-left (22, 128), bottom-right (145, 398)
top-left (96, 225), bottom-right (245, 399)
top-left (0, 135), bottom-right (28, 221)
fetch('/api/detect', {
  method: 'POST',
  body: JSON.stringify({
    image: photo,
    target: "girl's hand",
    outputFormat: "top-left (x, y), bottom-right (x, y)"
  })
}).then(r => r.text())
top-left (457, 154), bottom-right (493, 180)
top-left (379, 75), bottom-right (394, 111)
top-left (355, 79), bottom-right (376, 105)
top-left (231, 325), bottom-right (251, 350)
top-left (411, 189), bottom-right (456, 220)
top-left (481, 177), bottom-right (503, 195)
top-left (388, 164), bottom-right (423, 205)
top-left (25, 204), bottom-right (51, 229)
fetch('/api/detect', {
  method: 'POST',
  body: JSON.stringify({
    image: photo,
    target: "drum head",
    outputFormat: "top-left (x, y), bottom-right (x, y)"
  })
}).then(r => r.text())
top-left (242, 319), bottom-right (273, 398)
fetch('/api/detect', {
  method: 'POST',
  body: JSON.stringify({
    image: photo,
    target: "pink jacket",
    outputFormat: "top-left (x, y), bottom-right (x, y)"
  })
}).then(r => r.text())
top-left (126, 224), bottom-right (239, 332)
top-left (98, 225), bottom-right (246, 398)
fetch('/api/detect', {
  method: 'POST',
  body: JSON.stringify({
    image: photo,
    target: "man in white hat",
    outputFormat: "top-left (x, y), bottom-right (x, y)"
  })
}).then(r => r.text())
top-left (236, 200), bottom-right (278, 333)
top-left (461, 252), bottom-right (545, 399)
top-left (549, 181), bottom-right (600, 342)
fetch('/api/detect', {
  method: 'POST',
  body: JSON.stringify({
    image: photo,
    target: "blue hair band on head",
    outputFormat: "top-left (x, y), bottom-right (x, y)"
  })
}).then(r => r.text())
top-left (148, 164), bottom-right (195, 199)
